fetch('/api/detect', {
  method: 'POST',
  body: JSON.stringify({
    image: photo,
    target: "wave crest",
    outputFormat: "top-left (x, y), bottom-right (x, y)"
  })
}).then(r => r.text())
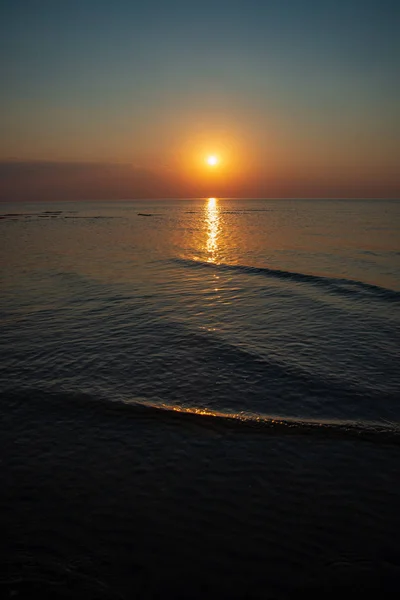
top-left (172, 258), bottom-right (400, 302)
top-left (3, 390), bottom-right (400, 446)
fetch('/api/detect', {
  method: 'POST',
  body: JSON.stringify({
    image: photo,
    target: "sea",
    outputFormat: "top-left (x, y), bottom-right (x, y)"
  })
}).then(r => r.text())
top-left (1, 198), bottom-right (399, 598)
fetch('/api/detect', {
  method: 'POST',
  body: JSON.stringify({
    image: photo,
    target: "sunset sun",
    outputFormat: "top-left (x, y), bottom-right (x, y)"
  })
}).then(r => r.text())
top-left (206, 155), bottom-right (218, 167)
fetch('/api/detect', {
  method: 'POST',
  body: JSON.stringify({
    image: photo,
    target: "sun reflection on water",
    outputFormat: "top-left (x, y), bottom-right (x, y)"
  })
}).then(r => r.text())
top-left (205, 197), bottom-right (220, 262)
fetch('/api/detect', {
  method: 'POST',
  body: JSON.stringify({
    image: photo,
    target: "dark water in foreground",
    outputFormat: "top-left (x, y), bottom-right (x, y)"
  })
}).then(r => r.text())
top-left (1, 199), bottom-right (400, 597)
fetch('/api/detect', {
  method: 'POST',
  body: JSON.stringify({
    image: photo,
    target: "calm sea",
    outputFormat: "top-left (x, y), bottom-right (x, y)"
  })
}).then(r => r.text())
top-left (1, 199), bottom-right (400, 598)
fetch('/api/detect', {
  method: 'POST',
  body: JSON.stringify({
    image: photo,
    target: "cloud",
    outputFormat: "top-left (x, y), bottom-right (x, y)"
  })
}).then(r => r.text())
top-left (0, 159), bottom-right (399, 200)
top-left (0, 160), bottom-right (181, 201)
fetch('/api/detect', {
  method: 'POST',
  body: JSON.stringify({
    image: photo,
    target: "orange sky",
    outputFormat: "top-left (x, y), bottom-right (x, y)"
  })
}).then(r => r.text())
top-left (1, 0), bottom-right (399, 199)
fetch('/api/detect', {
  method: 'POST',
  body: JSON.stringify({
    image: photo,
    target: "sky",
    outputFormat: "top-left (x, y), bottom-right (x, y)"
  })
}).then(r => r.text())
top-left (1, 0), bottom-right (399, 199)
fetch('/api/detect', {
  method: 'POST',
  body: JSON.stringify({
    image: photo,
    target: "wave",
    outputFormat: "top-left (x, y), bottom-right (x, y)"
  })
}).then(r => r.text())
top-left (3, 390), bottom-right (400, 445)
top-left (172, 258), bottom-right (400, 302)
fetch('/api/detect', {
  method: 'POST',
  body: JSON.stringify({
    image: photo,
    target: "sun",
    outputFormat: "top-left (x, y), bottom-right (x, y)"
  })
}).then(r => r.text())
top-left (206, 155), bottom-right (218, 167)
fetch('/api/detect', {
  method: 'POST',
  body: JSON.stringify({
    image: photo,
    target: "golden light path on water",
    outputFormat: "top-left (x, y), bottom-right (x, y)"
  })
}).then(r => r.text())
top-left (205, 197), bottom-right (220, 262)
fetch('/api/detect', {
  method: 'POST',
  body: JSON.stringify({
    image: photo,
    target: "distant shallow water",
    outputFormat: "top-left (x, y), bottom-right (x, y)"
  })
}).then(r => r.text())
top-left (1, 199), bottom-right (399, 596)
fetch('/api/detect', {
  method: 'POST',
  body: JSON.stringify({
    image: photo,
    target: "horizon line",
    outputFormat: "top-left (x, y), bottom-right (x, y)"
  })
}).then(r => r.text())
top-left (1, 197), bottom-right (399, 203)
